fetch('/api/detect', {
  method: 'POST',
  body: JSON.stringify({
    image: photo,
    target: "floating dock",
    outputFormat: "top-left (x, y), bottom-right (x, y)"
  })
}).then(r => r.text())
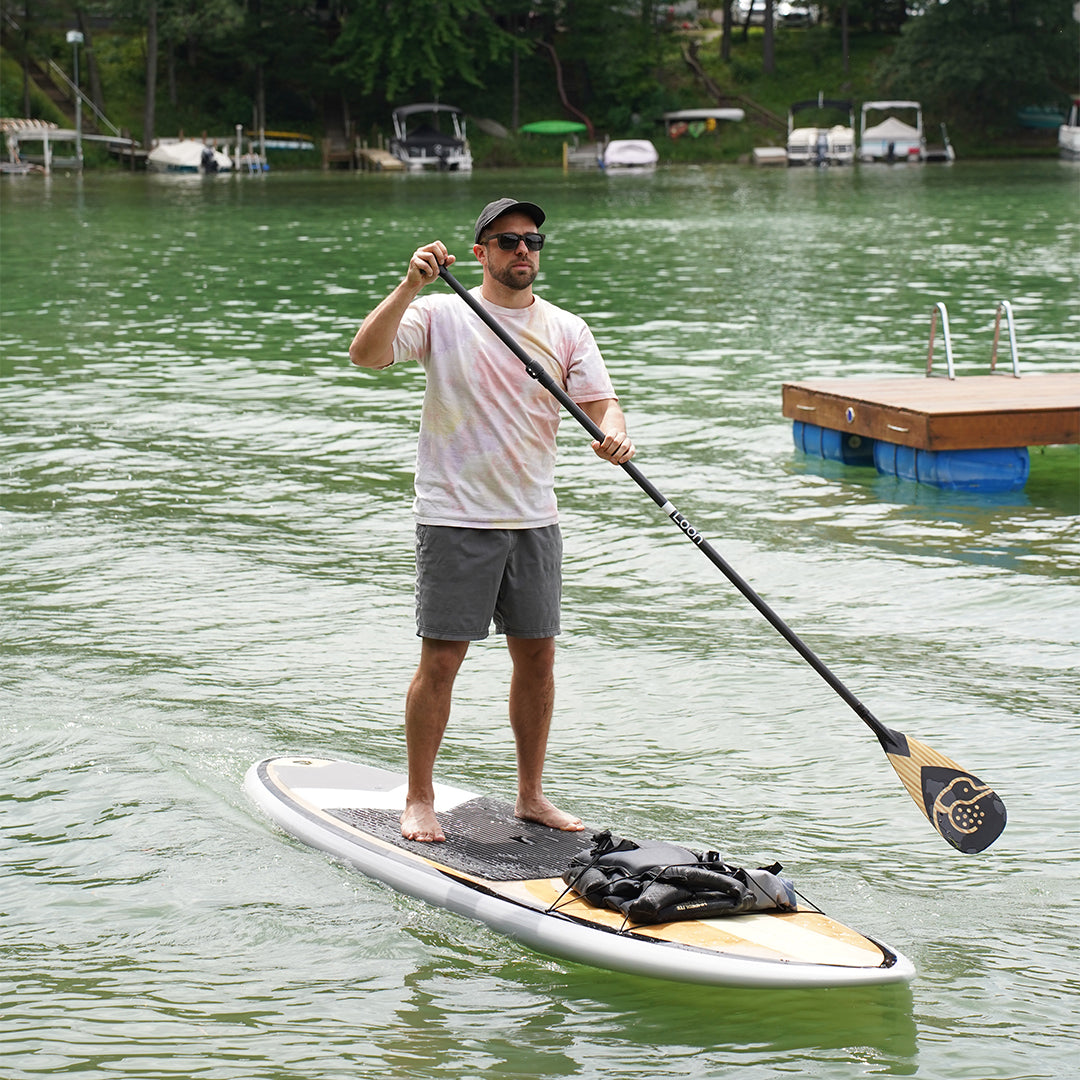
top-left (782, 373), bottom-right (1079, 492)
top-left (783, 374), bottom-right (1079, 451)
top-left (782, 300), bottom-right (1079, 492)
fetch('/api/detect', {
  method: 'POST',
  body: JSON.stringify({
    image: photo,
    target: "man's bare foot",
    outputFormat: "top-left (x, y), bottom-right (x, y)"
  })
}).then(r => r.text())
top-left (515, 796), bottom-right (584, 832)
top-left (401, 801), bottom-right (446, 842)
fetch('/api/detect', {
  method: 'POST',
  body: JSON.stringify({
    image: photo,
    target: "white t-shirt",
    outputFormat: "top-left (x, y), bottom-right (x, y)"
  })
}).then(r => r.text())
top-left (390, 287), bottom-right (617, 528)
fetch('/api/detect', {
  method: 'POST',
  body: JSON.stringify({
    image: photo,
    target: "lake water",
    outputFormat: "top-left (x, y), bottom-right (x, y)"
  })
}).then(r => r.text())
top-left (1, 161), bottom-right (1077, 1080)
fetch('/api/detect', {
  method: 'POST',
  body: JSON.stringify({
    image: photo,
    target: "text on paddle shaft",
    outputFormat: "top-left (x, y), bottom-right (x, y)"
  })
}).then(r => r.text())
top-left (669, 508), bottom-right (703, 546)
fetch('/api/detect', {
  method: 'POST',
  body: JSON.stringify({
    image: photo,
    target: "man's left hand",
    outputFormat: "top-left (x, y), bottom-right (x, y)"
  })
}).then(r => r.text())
top-left (592, 431), bottom-right (635, 464)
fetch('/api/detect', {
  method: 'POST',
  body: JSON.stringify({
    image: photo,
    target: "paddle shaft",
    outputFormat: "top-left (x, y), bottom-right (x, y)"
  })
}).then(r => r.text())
top-left (437, 265), bottom-right (897, 750)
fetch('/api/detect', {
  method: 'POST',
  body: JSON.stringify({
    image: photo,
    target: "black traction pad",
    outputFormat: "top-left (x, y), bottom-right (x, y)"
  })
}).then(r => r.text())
top-left (328, 796), bottom-right (597, 881)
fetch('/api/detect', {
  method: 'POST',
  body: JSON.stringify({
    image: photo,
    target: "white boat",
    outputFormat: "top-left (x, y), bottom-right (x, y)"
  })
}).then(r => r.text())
top-left (389, 103), bottom-right (472, 171)
top-left (602, 138), bottom-right (658, 169)
top-left (859, 100), bottom-right (925, 162)
top-left (147, 138), bottom-right (232, 173)
top-left (786, 96), bottom-right (855, 166)
top-left (1059, 98), bottom-right (1080, 160)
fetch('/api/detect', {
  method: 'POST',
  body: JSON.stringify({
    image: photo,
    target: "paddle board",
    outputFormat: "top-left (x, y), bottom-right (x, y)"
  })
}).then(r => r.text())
top-left (244, 756), bottom-right (915, 989)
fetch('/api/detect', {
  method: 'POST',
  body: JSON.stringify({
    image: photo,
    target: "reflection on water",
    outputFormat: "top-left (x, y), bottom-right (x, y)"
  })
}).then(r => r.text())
top-left (1, 163), bottom-right (1077, 1080)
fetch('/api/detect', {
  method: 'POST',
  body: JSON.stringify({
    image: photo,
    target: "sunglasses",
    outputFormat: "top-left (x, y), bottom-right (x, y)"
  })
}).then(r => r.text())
top-left (481, 231), bottom-right (546, 251)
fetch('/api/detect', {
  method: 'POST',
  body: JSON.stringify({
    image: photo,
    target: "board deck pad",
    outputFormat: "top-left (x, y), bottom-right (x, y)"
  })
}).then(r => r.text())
top-left (328, 797), bottom-right (598, 880)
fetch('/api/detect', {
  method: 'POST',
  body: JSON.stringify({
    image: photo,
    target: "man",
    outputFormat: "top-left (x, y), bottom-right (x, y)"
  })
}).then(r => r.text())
top-left (349, 197), bottom-right (635, 842)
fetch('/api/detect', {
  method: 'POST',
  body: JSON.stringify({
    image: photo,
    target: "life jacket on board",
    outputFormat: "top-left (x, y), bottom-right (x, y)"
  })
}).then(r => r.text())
top-left (561, 830), bottom-right (798, 924)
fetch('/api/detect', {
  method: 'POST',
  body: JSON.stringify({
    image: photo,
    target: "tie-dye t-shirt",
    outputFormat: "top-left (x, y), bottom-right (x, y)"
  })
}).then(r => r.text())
top-left (391, 287), bottom-right (617, 528)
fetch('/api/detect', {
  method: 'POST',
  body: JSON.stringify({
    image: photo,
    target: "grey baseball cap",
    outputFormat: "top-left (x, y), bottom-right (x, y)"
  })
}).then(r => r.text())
top-left (474, 197), bottom-right (546, 243)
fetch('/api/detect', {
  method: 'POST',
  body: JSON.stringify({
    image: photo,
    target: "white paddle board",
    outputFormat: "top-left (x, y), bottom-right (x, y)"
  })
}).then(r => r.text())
top-left (245, 756), bottom-right (915, 989)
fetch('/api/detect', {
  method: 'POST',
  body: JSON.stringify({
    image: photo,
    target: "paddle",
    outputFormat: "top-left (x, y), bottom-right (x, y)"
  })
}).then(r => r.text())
top-left (437, 264), bottom-right (1006, 854)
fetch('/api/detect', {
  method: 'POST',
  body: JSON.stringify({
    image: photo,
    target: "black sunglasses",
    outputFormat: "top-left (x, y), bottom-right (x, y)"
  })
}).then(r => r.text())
top-left (481, 231), bottom-right (545, 251)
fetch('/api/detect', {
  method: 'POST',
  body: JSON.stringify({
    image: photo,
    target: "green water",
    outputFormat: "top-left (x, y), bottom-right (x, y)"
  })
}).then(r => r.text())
top-left (1, 162), bottom-right (1078, 1079)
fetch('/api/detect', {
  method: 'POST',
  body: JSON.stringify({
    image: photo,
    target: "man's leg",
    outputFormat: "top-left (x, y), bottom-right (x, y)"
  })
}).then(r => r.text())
top-left (401, 637), bottom-right (470, 841)
top-left (506, 635), bottom-right (583, 831)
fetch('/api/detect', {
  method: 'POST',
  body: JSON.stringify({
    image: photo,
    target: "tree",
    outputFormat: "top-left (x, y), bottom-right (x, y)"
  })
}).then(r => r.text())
top-left (331, 0), bottom-right (515, 104)
top-left (879, 0), bottom-right (1078, 126)
top-left (526, 0), bottom-right (677, 133)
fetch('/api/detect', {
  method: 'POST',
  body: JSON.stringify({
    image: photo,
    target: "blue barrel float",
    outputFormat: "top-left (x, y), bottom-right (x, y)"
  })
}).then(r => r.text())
top-left (793, 421), bottom-right (1030, 493)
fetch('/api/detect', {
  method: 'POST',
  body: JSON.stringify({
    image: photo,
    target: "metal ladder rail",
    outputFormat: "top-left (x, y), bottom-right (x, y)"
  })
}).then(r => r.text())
top-left (46, 59), bottom-right (122, 138)
top-left (926, 302), bottom-right (955, 379)
top-left (990, 300), bottom-right (1021, 377)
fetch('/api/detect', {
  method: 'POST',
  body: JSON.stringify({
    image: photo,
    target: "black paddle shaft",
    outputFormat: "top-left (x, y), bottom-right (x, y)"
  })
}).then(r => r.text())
top-left (437, 265), bottom-right (899, 749)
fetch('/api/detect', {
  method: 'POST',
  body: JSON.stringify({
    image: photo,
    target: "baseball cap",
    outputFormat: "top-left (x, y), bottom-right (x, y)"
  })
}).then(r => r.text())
top-left (474, 197), bottom-right (546, 243)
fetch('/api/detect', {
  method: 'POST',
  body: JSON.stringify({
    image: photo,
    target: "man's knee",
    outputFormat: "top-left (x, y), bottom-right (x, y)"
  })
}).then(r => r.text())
top-left (418, 638), bottom-right (470, 683)
top-left (507, 635), bottom-right (556, 673)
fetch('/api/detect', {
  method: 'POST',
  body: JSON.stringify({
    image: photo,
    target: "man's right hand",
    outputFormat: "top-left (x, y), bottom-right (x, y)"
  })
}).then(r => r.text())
top-left (408, 241), bottom-right (455, 290)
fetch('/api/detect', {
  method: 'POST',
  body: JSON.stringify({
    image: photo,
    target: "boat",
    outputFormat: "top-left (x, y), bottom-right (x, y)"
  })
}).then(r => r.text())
top-left (260, 130), bottom-right (314, 151)
top-left (662, 107), bottom-right (745, 140)
top-left (519, 120), bottom-right (588, 136)
top-left (147, 138), bottom-right (233, 173)
top-left (1016, 105), bottom-right (1067, 129)
top-left (602, 138), bottom-right (658, 169)
top-left (858, 100), bottom-right (926, 163)
top-left (786, 95), bottom-right (855, 166)
top-left (245, 756), bottom-right (916, 989)
top-left (389, 103), bottom-right (472, 171)
top-left (1059, 98), bottom-right (1080, 160)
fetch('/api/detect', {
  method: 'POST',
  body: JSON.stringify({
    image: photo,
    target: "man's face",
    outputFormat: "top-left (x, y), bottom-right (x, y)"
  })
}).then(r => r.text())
top-left (475, 211), bottom-right (541, 291)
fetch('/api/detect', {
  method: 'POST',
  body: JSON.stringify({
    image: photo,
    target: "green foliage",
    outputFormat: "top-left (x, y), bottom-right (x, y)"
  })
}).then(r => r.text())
top-left (691, 26), bottom-right (893, 119)
top-left (2, 0), bottom-right (1068, 160)
top-left (159, 0), bottom-right (245, 46)
top-left (0, 54), bottom-right (67, 124)
top-left (877, 0), bottom-right (1079, 127)
top-left (539, 0), bottom-right (679, 131)
top-left (332, 0), bottom-right (516, 103)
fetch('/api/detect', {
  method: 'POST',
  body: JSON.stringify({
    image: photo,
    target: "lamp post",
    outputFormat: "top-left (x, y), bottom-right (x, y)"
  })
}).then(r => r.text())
top-left (66, 29), bottom-right (84, 169)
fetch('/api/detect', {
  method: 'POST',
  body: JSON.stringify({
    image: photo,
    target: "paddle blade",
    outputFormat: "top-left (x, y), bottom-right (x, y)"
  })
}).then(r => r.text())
top-left (883, 732), bottom-right (1006, 853)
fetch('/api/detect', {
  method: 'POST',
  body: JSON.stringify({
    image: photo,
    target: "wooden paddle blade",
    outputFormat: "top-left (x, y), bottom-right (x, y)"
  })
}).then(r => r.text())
top-left (884, 733), bottom-right (1006, 853)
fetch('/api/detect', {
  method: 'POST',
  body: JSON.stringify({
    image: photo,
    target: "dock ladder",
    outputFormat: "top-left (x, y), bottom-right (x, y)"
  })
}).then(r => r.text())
top-left (926, 300), bottom-right (1020, 380)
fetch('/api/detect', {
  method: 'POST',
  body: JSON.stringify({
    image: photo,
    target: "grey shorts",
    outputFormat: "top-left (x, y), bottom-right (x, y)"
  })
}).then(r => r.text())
top-left (415, 524), bottom-right (562, 641)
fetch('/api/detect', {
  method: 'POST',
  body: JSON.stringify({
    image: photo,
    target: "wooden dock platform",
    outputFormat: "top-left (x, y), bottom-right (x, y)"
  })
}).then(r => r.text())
top-left (782, 374), bottom-right (1080, 451)
top-left (357, 147), bottom-right (405, 171)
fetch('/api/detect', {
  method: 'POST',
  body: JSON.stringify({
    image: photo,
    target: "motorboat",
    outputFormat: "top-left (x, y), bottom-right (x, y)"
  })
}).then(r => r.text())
top-left (602, 139), bottom-right (658, 169)
top-left (147, 138), bottom-right (232, 173)
top-left (1059, 98), bottom-right (1080, 160)
top-left (786, 95), bottom-right (855, 166)
top-left (389, 103), bottom-right (472, 171)
top-left (859, 101), bottom-right (925, 162)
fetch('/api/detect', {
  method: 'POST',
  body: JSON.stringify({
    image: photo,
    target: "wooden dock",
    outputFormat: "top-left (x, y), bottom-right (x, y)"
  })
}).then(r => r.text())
top-left (782, 374), bottom-right (1080, 451)
top-left (357, 147), bottom-right (405, 171)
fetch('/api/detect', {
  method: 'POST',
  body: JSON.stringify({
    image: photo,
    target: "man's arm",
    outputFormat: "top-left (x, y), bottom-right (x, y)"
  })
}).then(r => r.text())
top-left (580, 398), bottom-right (635, 465)
top-left (349, 242), bottom-right (454, 369)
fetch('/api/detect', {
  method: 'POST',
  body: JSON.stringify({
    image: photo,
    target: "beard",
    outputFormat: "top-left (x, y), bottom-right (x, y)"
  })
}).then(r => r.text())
top-left (488, 260), bottom-right (537, 291)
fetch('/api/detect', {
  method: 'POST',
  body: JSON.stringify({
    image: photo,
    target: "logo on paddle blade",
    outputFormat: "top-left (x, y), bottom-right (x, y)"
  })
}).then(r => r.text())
top-left (921, 767), bottom-right (1006, 853)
